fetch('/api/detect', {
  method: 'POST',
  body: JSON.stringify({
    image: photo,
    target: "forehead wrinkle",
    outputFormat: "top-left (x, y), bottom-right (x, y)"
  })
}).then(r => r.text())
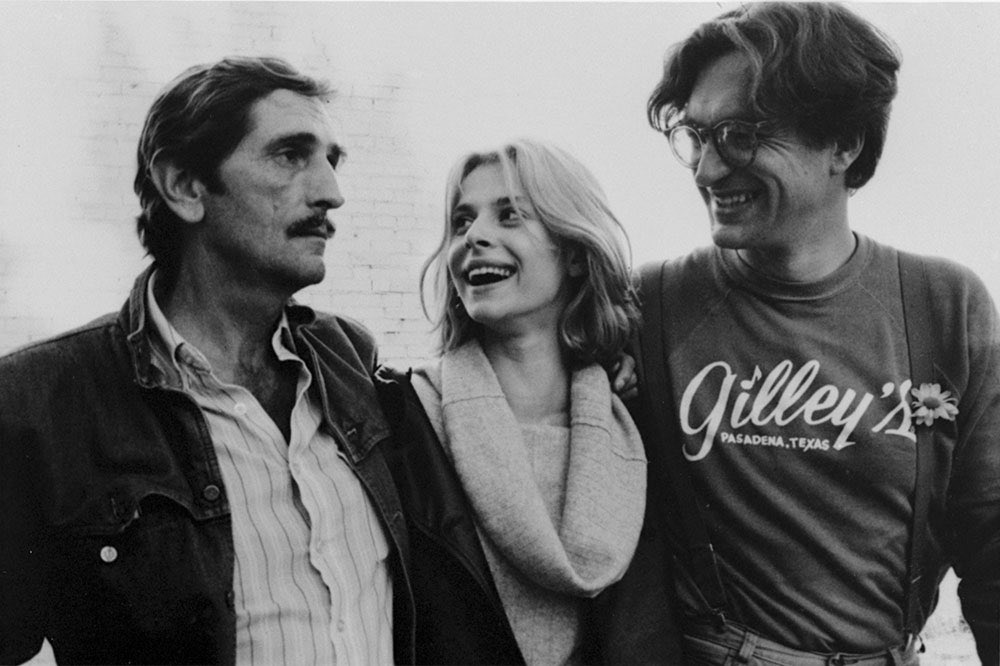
top-left (250, 91), bottom-right (339, 143)
top-left (685, 53), bottom-right (753, 127)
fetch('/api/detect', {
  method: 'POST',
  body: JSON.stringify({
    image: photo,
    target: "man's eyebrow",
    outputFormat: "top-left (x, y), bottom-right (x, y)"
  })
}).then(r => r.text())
top-left (673, 113), bottom-right (762, 129)
top-left (671, 112), bottom-right (703, 129)
top-left (266, 132), bottom-right (319, 151)
top-left (265, 132), bottom-right (346, 163)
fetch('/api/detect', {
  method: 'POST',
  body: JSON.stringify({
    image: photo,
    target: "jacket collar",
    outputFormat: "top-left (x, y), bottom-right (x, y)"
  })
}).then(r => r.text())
top-left (119, 264), bottom-right (389, 462)
top-left (290, 318), bottom-right (390, 463)
top-left (121, 264), bottom-right (158, 388)
top-left (120, 265), bottom-right (319, 386)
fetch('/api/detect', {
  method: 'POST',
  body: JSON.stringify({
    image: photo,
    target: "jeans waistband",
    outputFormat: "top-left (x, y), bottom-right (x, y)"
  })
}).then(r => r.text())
top-left (683, 620), bottom-right (920, 666)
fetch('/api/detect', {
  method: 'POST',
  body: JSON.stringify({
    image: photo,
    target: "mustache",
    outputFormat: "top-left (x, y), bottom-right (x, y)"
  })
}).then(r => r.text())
top-left (287, 213), bottom-right (335, 239)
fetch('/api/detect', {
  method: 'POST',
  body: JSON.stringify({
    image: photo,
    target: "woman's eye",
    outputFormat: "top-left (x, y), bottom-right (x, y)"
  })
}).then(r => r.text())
top-left (499, 207), bottom-right (522, 223)
top-left (451, 215), bottom-right (472, 234)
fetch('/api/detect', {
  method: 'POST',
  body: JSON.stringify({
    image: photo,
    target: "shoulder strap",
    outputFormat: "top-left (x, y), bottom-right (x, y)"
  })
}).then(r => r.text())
top-left (897, 252), bottom-right (936, 635)
top-left (638, 253), bottom-right (937, 635)
top-left (636, 261), bottom-right (728, 625)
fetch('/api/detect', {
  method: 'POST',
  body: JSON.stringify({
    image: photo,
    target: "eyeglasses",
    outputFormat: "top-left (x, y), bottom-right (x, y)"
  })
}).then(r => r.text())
top-left (665, 119), bottom-right (772, 169)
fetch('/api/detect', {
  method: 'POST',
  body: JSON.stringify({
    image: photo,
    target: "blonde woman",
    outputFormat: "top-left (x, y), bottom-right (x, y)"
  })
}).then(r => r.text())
top-left (378, 139), bottom-right (680, 664)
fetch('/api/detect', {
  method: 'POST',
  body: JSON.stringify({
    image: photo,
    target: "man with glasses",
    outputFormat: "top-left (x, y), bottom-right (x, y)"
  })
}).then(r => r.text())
top-left (634, 3), bottom-right (1000, 664)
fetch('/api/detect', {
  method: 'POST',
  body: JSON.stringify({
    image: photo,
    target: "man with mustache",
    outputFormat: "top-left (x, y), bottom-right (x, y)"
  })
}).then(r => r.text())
top-left (0, 57), bottom-right (414, 665)
top-left (635, 3), bottom-right (1000, 664)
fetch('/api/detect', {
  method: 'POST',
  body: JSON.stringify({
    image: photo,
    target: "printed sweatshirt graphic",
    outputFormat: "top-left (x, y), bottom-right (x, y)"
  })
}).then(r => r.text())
top-left (679, 357), bottom-right (918, 460)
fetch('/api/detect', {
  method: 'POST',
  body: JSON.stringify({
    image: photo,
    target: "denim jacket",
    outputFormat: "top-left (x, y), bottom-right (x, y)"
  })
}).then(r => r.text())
top-left (0, 267), bottom-right (415, 665)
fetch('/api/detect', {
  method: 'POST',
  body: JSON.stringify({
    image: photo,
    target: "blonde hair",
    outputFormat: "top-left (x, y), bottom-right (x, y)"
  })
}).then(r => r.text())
top-left (420, 138), bottom-right (639, 368)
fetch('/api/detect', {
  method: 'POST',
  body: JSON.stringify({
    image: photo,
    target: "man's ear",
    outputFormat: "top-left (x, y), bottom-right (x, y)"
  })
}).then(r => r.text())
top-left (830, 133), bottom-right (865, 176)
top-left (148, 158), bottom-right (208, 224)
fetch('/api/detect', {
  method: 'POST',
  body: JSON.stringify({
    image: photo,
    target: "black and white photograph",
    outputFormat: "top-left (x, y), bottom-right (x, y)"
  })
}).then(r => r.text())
top-left (1, 3), bottom-right (997, 665)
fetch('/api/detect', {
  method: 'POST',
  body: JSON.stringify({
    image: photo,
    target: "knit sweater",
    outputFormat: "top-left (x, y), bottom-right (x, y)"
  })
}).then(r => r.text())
top-left (413, 340), bottom-right (646, 664)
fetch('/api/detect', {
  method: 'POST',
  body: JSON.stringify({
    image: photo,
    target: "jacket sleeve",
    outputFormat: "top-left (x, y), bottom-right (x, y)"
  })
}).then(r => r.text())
top-left (940, 265), bottom-right (1000, 665)
top-left (586, 454), bottom-right (685, 665)
top-left (0, 361), bottom-right (48, 664)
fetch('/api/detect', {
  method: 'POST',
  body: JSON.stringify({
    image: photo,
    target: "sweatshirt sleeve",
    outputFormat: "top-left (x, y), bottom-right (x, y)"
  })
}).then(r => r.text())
top-left (938, 262), bottom-right (1000, 665)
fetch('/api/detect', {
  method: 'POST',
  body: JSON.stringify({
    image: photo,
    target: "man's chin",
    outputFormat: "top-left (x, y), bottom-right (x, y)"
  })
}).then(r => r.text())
top-left (710, 225), bottom-right (748, 249)
top-left (280, 264), bottom-right (326, 294)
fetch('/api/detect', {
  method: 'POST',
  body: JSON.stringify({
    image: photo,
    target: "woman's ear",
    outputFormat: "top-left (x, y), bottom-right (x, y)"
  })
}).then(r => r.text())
top-left (566, 247), bottom-right (587, 277)
top-left (148, 157), bottom-right (208, 224)
top-left (830, 133), bottom-right (865, 176)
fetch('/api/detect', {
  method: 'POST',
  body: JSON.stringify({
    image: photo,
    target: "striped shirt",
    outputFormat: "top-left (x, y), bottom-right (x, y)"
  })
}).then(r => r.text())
top-left (145, 275), bottom-right (393, 665)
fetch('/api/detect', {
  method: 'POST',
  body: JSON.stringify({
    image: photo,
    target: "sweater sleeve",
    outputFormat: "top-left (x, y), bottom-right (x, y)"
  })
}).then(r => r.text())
top-left (938, 262), bottom-right (1000, 665)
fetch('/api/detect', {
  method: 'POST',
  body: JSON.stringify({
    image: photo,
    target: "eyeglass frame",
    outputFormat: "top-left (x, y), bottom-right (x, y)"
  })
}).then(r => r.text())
top-left (663, 118), bottom-right (774, 170)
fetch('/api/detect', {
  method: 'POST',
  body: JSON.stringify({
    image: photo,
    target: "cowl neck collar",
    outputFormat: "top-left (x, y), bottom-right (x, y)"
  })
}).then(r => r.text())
top-left (437, 340), bottom-right (646, 595)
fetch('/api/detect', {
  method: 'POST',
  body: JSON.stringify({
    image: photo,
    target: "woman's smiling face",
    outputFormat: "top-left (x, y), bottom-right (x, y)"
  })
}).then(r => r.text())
top-left (447, 163), bottom-right (573, 339)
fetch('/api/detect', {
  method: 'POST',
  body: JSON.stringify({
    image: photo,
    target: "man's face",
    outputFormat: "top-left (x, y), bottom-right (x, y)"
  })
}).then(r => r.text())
top-left (683, 51), bottom-right (846, 255)
top-left (196, 88), bottom-right (344, 294)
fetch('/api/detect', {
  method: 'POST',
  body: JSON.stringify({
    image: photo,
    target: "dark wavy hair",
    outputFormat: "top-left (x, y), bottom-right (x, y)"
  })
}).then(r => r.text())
top-left (133, 56), bottom-right (332, 278)
top-left (647, 2), bottom-right (901, 189)
top-left (420, 139), bottom-right (640, 369)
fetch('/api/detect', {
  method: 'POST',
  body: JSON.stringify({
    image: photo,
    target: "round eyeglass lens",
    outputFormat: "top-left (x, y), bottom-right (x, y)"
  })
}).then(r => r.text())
top-left (668, 126), bottom-right (701, 168)
top-left (717, 123), bottom-right (756, 167)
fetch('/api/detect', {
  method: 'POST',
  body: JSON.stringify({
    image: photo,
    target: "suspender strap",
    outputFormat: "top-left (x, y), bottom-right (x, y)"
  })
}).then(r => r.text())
top-left (897, 252), bottom-right (936, 635)
top-left (638, 253), bottom-right (936, 632)
top-left (636, 261), bottom-right (728, 621)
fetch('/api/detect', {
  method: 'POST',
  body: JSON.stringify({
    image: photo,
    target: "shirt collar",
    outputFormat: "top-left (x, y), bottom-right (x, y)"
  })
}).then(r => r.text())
top-left (144, 270), bottom-right (300, 384)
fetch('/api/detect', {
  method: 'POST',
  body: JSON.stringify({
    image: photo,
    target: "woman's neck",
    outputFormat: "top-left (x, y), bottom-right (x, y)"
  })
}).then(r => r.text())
top-left (482, 330), bottom-right (570, 427)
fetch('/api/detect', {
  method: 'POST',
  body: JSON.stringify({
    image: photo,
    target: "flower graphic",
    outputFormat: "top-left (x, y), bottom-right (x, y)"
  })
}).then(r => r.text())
top-left (910, 383), bottom-right (958, 427)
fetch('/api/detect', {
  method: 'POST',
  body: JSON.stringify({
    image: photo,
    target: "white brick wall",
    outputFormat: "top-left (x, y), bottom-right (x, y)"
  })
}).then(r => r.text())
top-left (5, 3), bottom-right (999, 372)
top-left (0, 3), bottom-right (443, 368)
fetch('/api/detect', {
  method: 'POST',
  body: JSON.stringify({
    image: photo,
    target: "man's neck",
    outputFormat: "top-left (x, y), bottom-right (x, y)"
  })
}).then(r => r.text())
top-left (737, 228), bottom-right (857, 283)
top-left (156, 267), bottom-right (302, 442)
top-left (156, 267), bottom-right (291, 379)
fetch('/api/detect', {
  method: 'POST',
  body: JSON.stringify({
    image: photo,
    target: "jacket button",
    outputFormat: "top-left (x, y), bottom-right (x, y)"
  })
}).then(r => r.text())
top-left (100, 546), bottom-right (118, 563)
top-left (202, 484), bottom-right (221, 502)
